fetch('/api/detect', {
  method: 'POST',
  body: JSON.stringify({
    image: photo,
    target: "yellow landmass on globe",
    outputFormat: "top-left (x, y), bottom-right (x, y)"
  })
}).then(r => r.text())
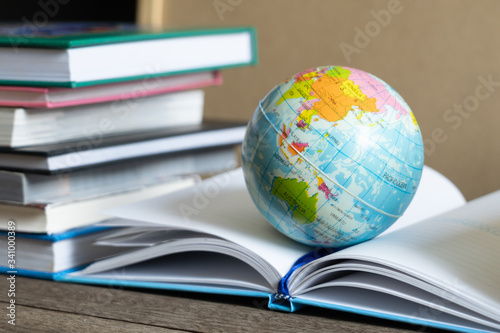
top-left (278, 68), bottom-right (380, 127)
top-left (298, 108), bottom-right (317, 126)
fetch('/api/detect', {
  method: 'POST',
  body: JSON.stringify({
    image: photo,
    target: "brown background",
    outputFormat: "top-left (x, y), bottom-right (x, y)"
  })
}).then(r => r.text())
top-left (162, 0), bottom-right (500, 201)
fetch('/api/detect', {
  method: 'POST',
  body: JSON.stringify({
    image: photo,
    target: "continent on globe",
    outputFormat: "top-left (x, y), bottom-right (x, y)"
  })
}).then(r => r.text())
top-left (277, 66), bottom-right (379, 127)
top-left (271, 176), bottom-right (318, 224)
top-left (317, 177), bottom-right (336, 200)
top-left (242, 65), bottom-right (424, 248)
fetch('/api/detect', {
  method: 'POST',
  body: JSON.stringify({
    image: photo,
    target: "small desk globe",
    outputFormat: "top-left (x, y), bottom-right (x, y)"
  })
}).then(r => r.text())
top-left (242, 66), bottom-right (424, 247)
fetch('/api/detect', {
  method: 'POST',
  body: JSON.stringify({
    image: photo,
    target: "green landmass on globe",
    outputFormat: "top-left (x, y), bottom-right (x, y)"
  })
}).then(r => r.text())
top-left (242, 65), bottom-right (424, 247)
top-left (271, 176), bottom-right (318, 224)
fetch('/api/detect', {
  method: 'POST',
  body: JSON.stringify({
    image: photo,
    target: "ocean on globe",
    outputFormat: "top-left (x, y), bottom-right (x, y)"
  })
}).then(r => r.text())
top-left (242, 66), bottom-right (424, 248)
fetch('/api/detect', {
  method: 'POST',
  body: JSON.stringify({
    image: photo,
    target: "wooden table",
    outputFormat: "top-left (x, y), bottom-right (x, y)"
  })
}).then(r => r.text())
top-left (0, 277), bottom-right (449, 332)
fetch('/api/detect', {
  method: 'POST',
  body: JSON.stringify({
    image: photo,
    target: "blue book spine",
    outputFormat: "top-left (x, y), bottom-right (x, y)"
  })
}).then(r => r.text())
top-left (0, 266), bottom-right (82, 280)
top-left (0, 225), bottom-right (112, 241)
top-left (268, 247), bottom-right (344, 312)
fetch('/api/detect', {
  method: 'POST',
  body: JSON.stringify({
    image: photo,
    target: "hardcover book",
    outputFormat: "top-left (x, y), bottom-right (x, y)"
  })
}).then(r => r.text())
top-left (0, 89), bottom-right (205, 148)
top-left (0, 121), bottom-right (247, 173)
top-left (0, 176), bottom-right (197, 234)
top-left (0, 224), bottom-right (135, 278)
top-left (2, 166), bottom-right (499, 332)
top-left (0, 71), bottom-right (221, 108)
top-left (0, 22), bottom-right (257, 87)
top-left (0, 145), bottom-right (238, 204)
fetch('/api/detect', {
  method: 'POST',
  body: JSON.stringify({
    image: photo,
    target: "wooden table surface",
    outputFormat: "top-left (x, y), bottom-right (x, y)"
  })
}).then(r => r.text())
top-left (0, 277), bottom-right (451, 333)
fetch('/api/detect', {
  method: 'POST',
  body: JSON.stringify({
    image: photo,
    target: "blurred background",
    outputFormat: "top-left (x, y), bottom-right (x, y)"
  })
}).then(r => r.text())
top-left (4, 0), bottom-right (500, 201)
top-left (161, 0), bottom-right (500, 201)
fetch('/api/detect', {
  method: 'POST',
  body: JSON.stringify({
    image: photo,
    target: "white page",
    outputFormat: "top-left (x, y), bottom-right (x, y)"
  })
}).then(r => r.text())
top-left (380, 165), bottom-right (466, 235)
top-left (105, 166), bottom-right (464, 277)
top-left (312, 190), bottom-right (500, 321)
top-left (302, 272), bottom-right (500, 329)
top-left (297, 287), bottom-right (499, 333)
top-left (105, 168), bottom-right (312, 277)
top-left (79, 251), bottom-right (274, 292)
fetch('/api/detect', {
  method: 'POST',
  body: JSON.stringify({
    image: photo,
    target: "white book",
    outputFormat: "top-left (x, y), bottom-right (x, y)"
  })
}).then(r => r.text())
top-left (0, 89), bottom-right (204, 147)
top-left (8, 166), bottom-right (500, 332)
top-left (0, 176), bottom-right (197, 234)
top-left (0, 122), bottom-right (246, 172)
top-left (0, 25), bottom-right (256, 87)
top-left (0, 146), bottom-right (237, 204)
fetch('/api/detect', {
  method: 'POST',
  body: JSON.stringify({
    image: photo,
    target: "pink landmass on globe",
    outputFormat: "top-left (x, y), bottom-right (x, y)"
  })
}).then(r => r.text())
top-left (318, 182), bottom-right (334, 199)
top-left (346, 66), bottom-right (409, 116)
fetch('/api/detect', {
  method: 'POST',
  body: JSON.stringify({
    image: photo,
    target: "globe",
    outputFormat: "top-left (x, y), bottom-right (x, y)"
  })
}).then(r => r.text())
top-left (241, 66), bottom-right (424, 248)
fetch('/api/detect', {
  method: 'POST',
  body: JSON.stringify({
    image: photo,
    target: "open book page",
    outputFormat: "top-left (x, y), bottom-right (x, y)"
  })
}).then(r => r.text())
top-left (74, 237), bottom-right (278, 293)
top-left (105, 168), bottom-right (312, 278)
top-left (292, 190), bottom-right (500, 326)
top-left (380, 165), bottom-right (466, 235)
top-left (103, 166), bottom-right (462, 280)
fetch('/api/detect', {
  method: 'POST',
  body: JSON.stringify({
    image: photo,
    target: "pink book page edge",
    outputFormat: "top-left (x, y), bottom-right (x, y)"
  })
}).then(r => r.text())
top-left (0, 71), bottom-right (223, 109)
top-left (0, 86), bottom-right (49, 93)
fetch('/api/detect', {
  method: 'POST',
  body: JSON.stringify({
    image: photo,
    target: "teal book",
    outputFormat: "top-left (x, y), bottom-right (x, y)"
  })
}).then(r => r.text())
top-left (0, 224), bottom-right (133, 279)
top-left (1, 166), bottom-right (500, 333)
top-left (0, 22), bottom-right (257, 87)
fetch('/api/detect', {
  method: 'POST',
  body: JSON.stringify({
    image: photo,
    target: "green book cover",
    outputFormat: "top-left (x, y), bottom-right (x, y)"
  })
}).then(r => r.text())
top-left (0, 22), bottom-right (256, 49)
top-left (0, 22), bottom-right (258, 88)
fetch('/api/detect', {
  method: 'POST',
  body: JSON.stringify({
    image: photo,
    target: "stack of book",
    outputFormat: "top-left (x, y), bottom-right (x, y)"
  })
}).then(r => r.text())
top-left (0, 22), bottom-right (256, 276)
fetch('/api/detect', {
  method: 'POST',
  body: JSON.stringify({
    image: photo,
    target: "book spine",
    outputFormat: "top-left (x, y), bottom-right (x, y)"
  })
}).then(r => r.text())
top-left (268, 247), bottom-right (346, 311)
top-left (0, 172), bottom-right (25, 204)
top-left (268, 293), bottom-right (293, 312)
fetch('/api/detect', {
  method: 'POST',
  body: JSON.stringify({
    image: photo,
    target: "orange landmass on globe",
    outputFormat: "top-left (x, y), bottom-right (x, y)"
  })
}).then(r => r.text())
top-left (277, 69), bottom-right (380, 127)
top-left (308, 74), bottom-right (379, 123)
top-left (279, 124), bottom-right (288, 146)
top-left (288, 141), bottom-right (308, 156)
top-left (279, 124), bottom-right (309, 156)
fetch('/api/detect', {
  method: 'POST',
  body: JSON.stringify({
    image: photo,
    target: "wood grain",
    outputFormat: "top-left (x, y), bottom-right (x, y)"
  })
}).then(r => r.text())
top-left (0, 277), bottom-right (447, 333)
top-left (0, 303), bottom-right (184, 333)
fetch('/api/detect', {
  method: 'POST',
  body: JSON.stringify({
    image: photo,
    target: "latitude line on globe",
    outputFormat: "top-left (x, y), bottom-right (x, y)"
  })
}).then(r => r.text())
top-left (347, 77), bottom-right (409, 207)
top-left (323, 67), bottom-right (424, 147)
top-left (258, 102), bottom-right (403, 219)
top-left (290, 74), bottom-right (421, 195)
top-left (249, 109), bottom-right (281, 211)
top-left (298, 68), bottom-right (414, 188)
top-left (261, 85), bottom-right (351, 231)
top-left (257, 83), bottom-right (330, 227)
top-left (300, 70), bottom-right (398, 208)
top-left (270, 83), bottom-right (360, 230)
top-left (275, 83), bottom-right (416, 196)
top-left (266, 81), bottom-right (414, 222)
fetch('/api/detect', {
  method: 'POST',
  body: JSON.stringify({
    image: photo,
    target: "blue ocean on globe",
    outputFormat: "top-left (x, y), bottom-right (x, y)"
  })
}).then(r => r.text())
top-left (242, 66), bottom-right (424, 247)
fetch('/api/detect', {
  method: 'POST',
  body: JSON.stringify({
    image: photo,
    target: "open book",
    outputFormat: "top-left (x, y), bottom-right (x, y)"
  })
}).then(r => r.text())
top-left (53, 168), bottom-right (498, 332)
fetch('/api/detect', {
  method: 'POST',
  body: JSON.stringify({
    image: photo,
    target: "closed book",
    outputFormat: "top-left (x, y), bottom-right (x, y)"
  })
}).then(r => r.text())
top-left (4, 166), bottom-right (499, 333)
top-left (0, 22), bottom-right (257, 87)
top-left (0, 224), bottom-right (135, 277)
top-left (0, 89), bottom-right (204, 148)
top-left (0, 145), bottom-right (238, 204)
top-left (0, 176), bottom-right (197, 234)
top-left (0, 71), bottom-right (221, 108)
top-left (0, 121), bottom-right (247, 173)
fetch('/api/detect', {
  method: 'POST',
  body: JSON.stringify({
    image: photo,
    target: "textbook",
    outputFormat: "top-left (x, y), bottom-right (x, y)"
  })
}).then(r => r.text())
top-left (0, 145), bottom-right (237, 204)
top-left (3, 165), bottom-right (497, 332)
top-left (0, 71), bottom-right (221, 108)
top-left (0, 89), bottom-right (204, 148)
top-left (0, 121), bottom-right (247, 173)
top-left (58, 167), bottom-right (497, 333)
top-left (0, 224), bottom-right (136, 278)
top-left (0, 176), bottom-right (196, 234)
top-left (0, 22), bottom-right (257, 87)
